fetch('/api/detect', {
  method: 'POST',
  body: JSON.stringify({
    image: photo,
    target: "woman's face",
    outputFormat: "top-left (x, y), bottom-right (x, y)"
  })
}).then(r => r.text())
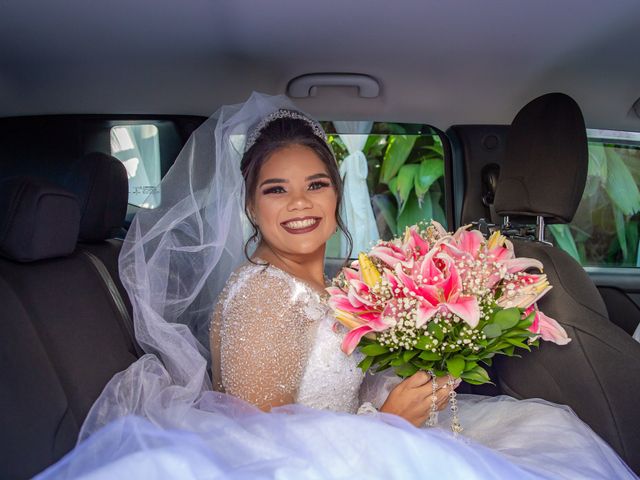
top-left (251, 144), bottom-right (338, 258)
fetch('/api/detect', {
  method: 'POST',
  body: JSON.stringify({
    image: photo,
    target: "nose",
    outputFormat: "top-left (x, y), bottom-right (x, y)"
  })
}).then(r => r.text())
top-left (287, 189), bottom-right (313, 211)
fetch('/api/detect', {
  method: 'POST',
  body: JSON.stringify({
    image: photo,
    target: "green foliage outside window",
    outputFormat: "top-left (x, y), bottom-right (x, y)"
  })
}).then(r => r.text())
top-left (549, 134), bottom-right (640, 267)
top-left (326, 126), bottom-right (446, 241)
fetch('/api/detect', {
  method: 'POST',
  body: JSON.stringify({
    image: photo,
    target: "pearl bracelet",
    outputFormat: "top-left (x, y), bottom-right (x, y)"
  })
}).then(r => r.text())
top-left (356, 402), bottom-right (378, 415)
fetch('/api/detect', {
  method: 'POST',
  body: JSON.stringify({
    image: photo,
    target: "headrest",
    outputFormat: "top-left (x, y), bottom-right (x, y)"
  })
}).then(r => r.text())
top-left (0, 176), bottom-right (80, 262)
top-left (493, 93), bottom-right (588, 224)
top-left (65, 152), bottom-right (128, 242)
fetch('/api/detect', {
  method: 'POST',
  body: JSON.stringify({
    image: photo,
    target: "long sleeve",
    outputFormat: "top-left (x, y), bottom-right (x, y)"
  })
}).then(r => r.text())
top-left (212, 267), bottom-right (317, 410)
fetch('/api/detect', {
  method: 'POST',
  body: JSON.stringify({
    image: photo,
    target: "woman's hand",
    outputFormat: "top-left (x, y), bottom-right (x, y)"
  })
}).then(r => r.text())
top-left (379, 371), bottom-right (460, 427)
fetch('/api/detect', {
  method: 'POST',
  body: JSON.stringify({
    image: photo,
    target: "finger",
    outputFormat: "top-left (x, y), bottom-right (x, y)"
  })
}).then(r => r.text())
top-left (415, 376), bottom-right (448, 397)
top-left (405, 371), bottom-right (431, 388)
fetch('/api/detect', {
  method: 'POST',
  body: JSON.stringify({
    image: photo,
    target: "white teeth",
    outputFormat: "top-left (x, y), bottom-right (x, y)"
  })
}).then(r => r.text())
top-left (284, 218), bottom-right (318, 229)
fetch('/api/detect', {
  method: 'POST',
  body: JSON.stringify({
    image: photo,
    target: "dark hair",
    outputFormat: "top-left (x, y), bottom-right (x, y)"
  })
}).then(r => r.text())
top-left (240, 114), bottom-right (352, 261)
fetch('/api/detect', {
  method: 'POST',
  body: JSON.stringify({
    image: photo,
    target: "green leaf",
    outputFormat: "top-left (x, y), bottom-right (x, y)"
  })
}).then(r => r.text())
top-left (419, 351), bottom-right (441, 361)
top-left (427, 322), bottom-right (445, 341)
top-left (461, 365), bottom-right (492, 385)
top-left (415, 336), bottom-right (432, 350)
top-left (517, 311), bottom-right (535, 329)
top-left (379, 135), bottom-right (417, 184)
top-left (548, 224), bottom-right (582, 263)
top-left (446, 355), bottom-right (465, 378)
top-left (482, 323), bottom-right (502, 338)
top-left (493, 308), bottom-right (521, 331)
top-left (414, 158), bottom-right (444, 200)
top-left (465, 360), bottom-right (478, 371)
top-left (391, 357), bottom-right (406, 366)
top-left (396, 164), bottom-right (420, 213)
top-left (360, 344), bottom-right (389, 356)
top-left (388, 177), bottom-right (399, 203)
top-left (357, 356), bottom-right (374, 372)
top-left (606, 150), bottom-right (640, 216)
top-left (614, 207), bottom-right (628, 261)
top-left (395, 362), bottom-right (419, 378)
top-left (505, 337), bottom-right (532, 351)
top-left (397, 191), bottom-right (433, 234)
top-left (402, 350), bottom-right (419, 362)
top-left (371, 193), bottom-right (397, 236)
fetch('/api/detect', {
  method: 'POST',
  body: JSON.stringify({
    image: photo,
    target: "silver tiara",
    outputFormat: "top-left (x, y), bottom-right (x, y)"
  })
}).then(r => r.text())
top-left (245, 109), bottom-right (328, 151)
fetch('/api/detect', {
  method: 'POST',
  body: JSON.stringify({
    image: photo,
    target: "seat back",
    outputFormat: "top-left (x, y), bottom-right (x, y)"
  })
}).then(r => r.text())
top-left (0, 176), bottom-right (138, 478)
top-left (493, 93), bottom-right (640, 473)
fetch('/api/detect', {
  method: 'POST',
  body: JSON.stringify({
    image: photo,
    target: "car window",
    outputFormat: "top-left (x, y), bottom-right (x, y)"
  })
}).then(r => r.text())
top-left (320, 122), bottom-right (447, 259)
top-left (548, 129), bottom-right (640, 268)
top-left (110, 124), bottom-right (161, 208)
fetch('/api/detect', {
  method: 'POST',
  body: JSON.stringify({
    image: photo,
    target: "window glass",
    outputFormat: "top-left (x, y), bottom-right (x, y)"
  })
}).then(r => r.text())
top-left (110, 124), bottom-right (161, 208)
top-left (548, 129), bottom-right (640, 267)
top-left (320, 122), bottom-right (447, 258)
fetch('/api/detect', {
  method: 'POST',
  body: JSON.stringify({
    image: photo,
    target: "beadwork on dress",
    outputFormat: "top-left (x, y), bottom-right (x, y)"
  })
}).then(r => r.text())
top-left (210, 261), bottom-right (363, 412)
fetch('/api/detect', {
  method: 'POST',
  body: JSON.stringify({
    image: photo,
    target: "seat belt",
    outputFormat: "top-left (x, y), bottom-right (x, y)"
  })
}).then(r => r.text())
top-left (81, 251), bottom-right (144, 357)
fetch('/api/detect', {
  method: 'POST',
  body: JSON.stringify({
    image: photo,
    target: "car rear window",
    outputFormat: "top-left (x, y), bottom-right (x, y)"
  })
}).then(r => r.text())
top-left (110, 124), bottom-right (161, 209)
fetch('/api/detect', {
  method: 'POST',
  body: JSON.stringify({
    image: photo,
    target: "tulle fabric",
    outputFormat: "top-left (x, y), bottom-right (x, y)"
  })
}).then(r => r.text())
top-left (38, 392), bottom-right (543, 480)
top-left (78, 93), bottom-right (300, 440)
top-left (360, 371), bottom-right (637, 479)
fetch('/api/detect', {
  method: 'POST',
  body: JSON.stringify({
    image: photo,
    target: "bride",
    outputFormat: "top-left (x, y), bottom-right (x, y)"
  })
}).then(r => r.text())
top-left (38, 94), bottom-right (636, 479)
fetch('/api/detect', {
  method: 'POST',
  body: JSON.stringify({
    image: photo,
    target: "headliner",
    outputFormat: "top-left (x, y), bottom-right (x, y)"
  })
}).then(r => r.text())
top-left (1, 0), bottom-right (639, 131)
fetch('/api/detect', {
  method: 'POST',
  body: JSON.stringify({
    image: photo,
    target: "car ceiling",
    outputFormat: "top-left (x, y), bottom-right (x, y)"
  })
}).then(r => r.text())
top-left (1, 0), bottom-right (640, 131)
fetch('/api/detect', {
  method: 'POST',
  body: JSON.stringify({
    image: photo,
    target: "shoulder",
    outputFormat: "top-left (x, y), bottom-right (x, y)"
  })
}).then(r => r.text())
top-left (219, 262), bottom-right (296, 314)
top-left (218, 262), bottom-right (327, 325)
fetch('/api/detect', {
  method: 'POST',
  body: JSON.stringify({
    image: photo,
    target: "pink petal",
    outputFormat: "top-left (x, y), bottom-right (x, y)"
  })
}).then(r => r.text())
top-left (440, 259), bottom-right (461, 301)
top-left (445, 296), bottom-right (481, 328)
top-left (325, 286), bottom-right (345, 296)
top-left (369, 246), bottom-right (406, 268)
top-left (329, 294), bottom-right (368, 314)
top-left (536, 310), bottom-right (571, 345)
top-left (431, 220), bottom-right (448, 237)
top-left (395, 264), bottom-right (418, 294)
top-left (503, 257), bottom-right (544, 273)
top-left (342, 267), bottom-right (360, 282)
top-left (342, 325), bottom-right (374, 355)
top-left (458, 229), bottom-right (484, 256)
top-left (416, 303), bottom-right (439, 328)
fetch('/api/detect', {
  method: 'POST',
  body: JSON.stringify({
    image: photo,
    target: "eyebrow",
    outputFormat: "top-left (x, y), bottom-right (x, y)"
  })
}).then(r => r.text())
top-left (258, 173), bottom-right (330, 188)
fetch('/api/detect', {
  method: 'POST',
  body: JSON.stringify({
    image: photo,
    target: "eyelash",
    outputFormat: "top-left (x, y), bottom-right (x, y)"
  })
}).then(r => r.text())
top-left (262, 181), bottom-right (331, 195)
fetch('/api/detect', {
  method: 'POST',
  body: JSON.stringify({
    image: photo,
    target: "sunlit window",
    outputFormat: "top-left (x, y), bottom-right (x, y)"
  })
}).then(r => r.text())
top-left (110, 124), bottom-right (161, 209)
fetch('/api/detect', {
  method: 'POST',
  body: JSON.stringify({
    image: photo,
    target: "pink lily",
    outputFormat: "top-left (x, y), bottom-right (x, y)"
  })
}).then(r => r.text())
top-left (524, 306), bottom-right (571, 345)
top-left (394, 255), bottom-right (480, 328)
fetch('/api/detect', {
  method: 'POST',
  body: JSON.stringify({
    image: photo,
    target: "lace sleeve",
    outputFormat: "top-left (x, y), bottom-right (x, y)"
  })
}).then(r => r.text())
top-left (213, 268), bottom-right (316, 410)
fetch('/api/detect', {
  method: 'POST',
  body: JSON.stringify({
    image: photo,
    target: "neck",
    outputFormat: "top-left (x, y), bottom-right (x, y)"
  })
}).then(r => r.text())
top-left (254, 243), bottom-right (326, 292)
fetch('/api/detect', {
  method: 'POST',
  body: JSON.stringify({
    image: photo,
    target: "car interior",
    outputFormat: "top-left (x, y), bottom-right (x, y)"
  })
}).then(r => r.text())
top-left (1, 1), bottom-right (640, 478)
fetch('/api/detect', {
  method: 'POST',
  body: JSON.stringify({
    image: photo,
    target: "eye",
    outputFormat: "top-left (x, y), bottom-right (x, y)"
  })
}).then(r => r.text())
top-left (262, 185), bottom-right (286, 195)
top-left (309, 181), bottom-right (331, 191)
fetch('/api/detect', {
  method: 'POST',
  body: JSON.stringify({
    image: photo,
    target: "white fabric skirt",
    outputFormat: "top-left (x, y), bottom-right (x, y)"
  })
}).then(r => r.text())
top-left (36, 390), bottom-right (636, 480)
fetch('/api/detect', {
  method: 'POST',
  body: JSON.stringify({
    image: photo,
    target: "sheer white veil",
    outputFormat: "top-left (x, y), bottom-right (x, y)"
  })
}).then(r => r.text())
top-left (79, 92), bottom-right (301, 439)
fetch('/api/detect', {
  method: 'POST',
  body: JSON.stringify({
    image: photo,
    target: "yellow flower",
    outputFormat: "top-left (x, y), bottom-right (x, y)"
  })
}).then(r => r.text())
top-left (334, 310), bottom-right (363, 330)
top-left (487, 230), bottom-right (506, 250)
top-left (358, 252), bottom-right (381, 287)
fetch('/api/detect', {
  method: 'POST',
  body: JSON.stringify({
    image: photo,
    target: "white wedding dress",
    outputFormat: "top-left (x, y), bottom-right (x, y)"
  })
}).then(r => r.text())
top-left (40, 264), bottom-right (637, 479)
top-left (38, 261), bottom-right (636, 479)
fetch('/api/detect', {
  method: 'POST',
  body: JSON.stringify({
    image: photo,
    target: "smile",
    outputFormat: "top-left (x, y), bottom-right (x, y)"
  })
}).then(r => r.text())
top-left (281, 217), bottom-right (321, 234)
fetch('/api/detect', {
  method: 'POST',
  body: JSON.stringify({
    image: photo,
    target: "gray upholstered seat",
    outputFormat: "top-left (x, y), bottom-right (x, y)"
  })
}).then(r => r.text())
top-left (0, 176), bottom-right (138, 479)
top-left (493, 93), bottom-right (640, 473)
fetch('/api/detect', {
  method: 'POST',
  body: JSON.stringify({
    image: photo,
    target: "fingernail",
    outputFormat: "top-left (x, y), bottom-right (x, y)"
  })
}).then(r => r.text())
top-left (454, 378), bottom-right (462, 387)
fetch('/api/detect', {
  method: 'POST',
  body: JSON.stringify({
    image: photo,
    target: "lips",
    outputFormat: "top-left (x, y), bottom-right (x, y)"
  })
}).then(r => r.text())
top-left (281, 216), bottom-right (322, 234)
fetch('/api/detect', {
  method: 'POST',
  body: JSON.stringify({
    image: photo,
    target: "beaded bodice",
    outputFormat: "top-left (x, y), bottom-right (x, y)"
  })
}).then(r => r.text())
top-left (210, 262), bottom-right (363, 413)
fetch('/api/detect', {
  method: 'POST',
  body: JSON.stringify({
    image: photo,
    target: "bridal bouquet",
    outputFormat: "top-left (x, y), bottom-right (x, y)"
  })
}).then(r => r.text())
top-left (328, 221), bottom-right (570, 431)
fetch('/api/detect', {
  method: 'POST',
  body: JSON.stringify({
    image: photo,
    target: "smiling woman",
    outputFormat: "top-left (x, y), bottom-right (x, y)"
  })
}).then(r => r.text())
top-left (239, 109), bottom-right (351, 291)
